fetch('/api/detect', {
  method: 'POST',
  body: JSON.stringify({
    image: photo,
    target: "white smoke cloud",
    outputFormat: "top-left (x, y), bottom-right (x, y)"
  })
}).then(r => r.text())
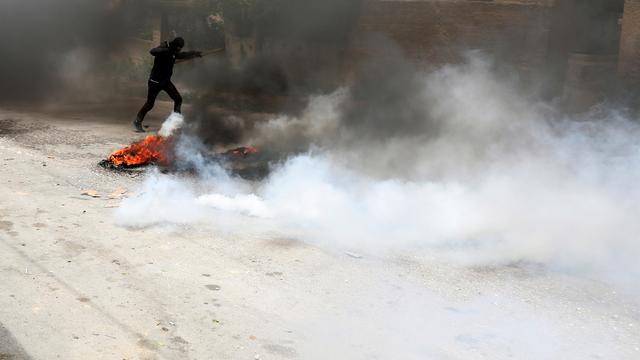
top-left (116, 58), bottom-right (640, 287)
top-left (196, 193), bottom-right (271, 218)
top-left (113, 58), bottom-right (640, 359)
top-left (159, 112), bottom-right (185, 137)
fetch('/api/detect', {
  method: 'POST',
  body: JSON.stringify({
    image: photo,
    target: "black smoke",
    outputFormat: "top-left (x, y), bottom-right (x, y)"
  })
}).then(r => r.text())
top-left (179, 0), bottom-right (363, 146)
top-left (339, 36), bottom-right (438, 142)
top-left (0, 0), bottom-right (149, 102)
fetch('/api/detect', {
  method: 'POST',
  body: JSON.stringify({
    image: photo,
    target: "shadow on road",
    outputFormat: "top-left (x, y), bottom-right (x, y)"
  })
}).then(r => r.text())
top-left (0, 323), bottom-right (32, 360)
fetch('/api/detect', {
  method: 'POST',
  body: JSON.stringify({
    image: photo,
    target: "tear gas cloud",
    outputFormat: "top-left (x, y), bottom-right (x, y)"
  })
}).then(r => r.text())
top-left (117, 55), bottom-right (640, 288)
top-left (115, 23), bottom-right (640, 358)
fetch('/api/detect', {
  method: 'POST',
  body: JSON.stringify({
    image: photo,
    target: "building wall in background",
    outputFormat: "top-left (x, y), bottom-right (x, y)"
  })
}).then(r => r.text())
top-left (620, 0), bottom-right (640, 85)
top-left (154, 0), bottom-right (639, 100)
top-left (348, 0), bottom-right (553, 77)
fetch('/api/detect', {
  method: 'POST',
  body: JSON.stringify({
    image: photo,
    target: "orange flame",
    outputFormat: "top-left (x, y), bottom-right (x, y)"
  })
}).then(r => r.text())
top-left (105, 136), bottom-right (258, 169)
top-left (108, 135), bottom-right (171, 167)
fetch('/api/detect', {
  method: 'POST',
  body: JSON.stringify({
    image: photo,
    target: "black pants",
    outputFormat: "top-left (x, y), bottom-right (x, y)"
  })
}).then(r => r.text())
top-left (136, 79), bottom-right (182, 122)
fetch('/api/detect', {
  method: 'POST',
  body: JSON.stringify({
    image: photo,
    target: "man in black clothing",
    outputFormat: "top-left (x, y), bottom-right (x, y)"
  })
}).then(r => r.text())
top-left (134, 37), bottom-right (202, 132)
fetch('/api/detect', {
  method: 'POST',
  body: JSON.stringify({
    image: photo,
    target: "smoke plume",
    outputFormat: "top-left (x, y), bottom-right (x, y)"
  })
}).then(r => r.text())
top-left (112, 10), bottom-right (640, 355)
top-left (176, 0), bottom-right (363, 146)
top-left (117, 55), bottom-right (640, 290)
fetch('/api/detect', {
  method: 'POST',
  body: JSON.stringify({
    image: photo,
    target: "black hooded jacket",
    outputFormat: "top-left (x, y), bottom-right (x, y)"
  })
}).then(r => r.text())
top-left (148, 42), bottom-right (200, 83)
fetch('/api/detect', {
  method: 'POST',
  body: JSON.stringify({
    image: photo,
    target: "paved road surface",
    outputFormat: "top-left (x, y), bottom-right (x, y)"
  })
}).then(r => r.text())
top-left (0, 103), bottom-right (638, 360)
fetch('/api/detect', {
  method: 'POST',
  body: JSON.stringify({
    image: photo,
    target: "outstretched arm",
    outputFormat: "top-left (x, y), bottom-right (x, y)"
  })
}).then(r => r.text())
top-left (175, 50), bottom-right (202, 60)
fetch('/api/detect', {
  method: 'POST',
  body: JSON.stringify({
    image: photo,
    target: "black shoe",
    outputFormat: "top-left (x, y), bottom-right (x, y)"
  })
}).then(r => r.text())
top-left (133, 118), bottom-right (145, 133)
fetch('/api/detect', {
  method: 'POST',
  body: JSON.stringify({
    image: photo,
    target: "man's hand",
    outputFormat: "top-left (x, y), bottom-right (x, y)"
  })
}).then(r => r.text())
top-left (195, 51), bottom-right (203, 58)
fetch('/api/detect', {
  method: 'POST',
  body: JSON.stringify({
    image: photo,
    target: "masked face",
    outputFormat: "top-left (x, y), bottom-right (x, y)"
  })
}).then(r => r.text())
top-left (169, 37), bottom-right (185, 51)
